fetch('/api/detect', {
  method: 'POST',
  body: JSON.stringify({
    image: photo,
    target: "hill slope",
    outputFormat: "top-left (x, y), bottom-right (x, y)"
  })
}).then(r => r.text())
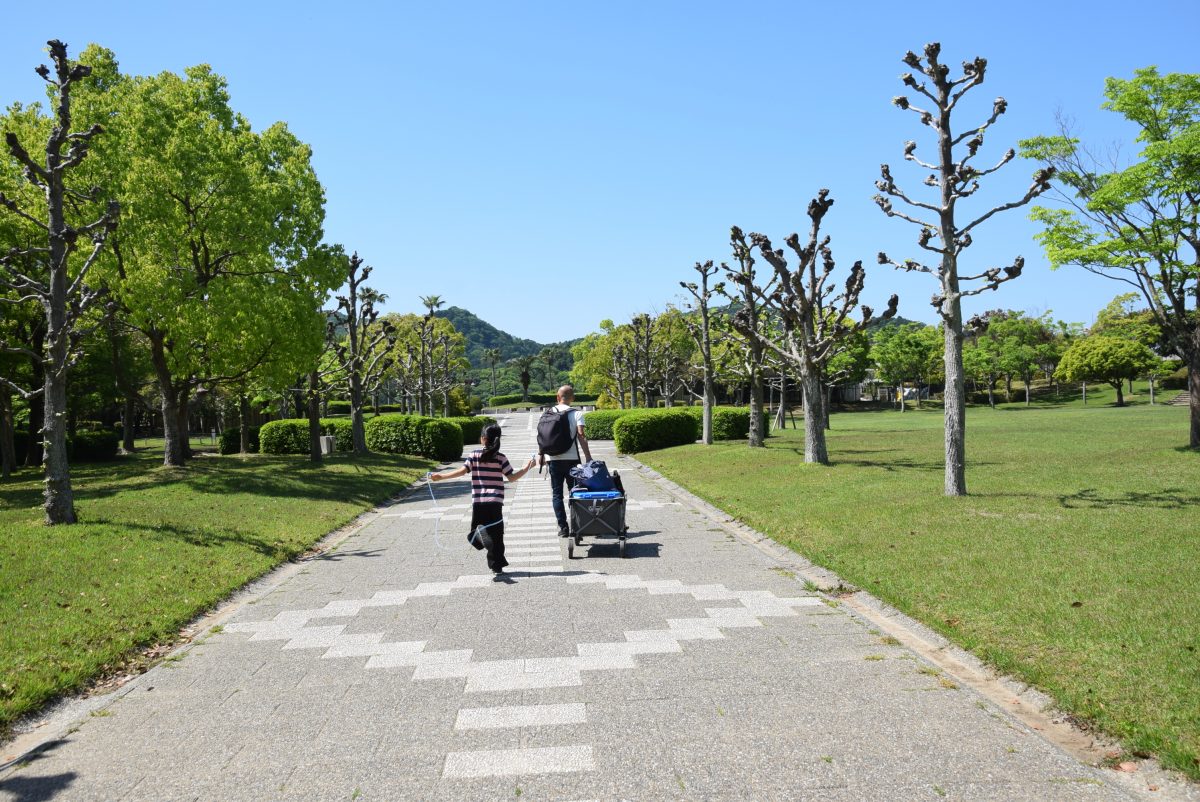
top-left (434, 306), bottom-right (547, 367)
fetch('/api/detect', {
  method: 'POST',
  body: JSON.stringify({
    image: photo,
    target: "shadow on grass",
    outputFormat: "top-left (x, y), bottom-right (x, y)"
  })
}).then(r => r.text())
top-left (1058, 487), bottom-right (1200, 510)
top-left (84, 517), bottom-right (295, 559)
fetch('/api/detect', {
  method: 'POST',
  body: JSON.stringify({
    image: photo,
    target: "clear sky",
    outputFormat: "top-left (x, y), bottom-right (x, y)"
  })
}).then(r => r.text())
top-left (2, 1), bottom-right (1196, 344)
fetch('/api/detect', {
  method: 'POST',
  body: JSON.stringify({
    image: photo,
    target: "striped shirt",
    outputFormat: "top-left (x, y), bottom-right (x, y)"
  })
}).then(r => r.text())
top-left (464, 450), bottom-right (514, 502)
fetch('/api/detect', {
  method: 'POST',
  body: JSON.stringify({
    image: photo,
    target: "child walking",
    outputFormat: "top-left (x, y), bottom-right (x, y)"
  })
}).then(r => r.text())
top-left (430, 423), bottom-right (535, 576)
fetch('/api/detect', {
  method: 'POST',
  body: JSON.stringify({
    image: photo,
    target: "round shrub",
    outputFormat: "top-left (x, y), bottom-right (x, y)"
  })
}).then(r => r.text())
top-left (219, 425), bottom-right (260, 455)
top-left (69, 429), bottom-right (120, 461)
top-left (259, 420), bottom-right (310, 454)
top-left (612, 409), bottom-right (698, 454)
top-left (365, 415), bottom-right (463, 460)
top-left (421, 419), bottom-right (464, 461)
top-left (326, 400), bottom-right (351, 415)
top-left (1160, 367), bottom-right (1189, 391)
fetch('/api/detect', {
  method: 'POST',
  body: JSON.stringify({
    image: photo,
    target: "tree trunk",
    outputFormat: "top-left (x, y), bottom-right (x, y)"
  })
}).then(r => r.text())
top-left (0, 388), bottom-right (15, 480)
top-left (308, 371), bottom-right (322, 463)
top-left (349, 370), bottom-right (368, 455)
top-left (24, 329), bottom-right (45, 467)
top-left (800, 370), bottom-right (828, 465)
top-left (1025, 373), bottom-right (1032, 406)
top-left (120, 396), bottom-right (137, 452)
top-left (1149, 377), bottom-right (1156, 405)
top-left (1128, 377), bottom-right (1134, 395)
top-left (1114, 381), bottom-right (1125, 407)
top-left (176, 393), bottom-right (191, 459)
top-left (898, 385), bottom-right (906, 412)
top-left (1003, 374), bottom-right (1013, 402)
top-left (1189, 348), bottom-right (1200, 449)
top-left (148, 334), bottom-right (187, 467)
top-left (239, 395), bottom-right (251, 454)
top-left (824, 382), bottom-right (834, 431)
top-left (42, 248), bottom-right (76, 522)
top-left (748, 362), bottom-right (765, 448)
top-left (942, 306), bottom-right (968, 496)
top-left (700, 372), bottom-right (714, 445)
top-left (1082, 382), bottom-right (1087, 405)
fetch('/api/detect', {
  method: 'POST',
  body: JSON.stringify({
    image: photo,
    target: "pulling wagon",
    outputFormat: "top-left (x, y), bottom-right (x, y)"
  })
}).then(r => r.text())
top-left (567, 490), bottom-right (628, 558)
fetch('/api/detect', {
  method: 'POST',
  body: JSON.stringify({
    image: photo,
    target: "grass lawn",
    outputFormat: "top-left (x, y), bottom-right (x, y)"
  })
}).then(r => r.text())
top-left (640, 391), bottom-right (1199, 778)
top-left (0, 447), bottom-right (432, 733)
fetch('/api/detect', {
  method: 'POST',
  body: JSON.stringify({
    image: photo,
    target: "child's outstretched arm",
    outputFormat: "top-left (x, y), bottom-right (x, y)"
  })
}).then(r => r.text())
top-left (506, 457), bottom-right (537, 482)
top-left (430, 465), bottom-right (468, 481)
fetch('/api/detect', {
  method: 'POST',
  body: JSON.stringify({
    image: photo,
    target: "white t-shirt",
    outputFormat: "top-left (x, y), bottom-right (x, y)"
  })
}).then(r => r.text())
top-left (545, 404), bottom-right (586, 461)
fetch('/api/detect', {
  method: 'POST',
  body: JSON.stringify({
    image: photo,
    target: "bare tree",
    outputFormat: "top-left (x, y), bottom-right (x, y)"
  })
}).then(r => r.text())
top-left (723, 228), bottom-right (778, 447)
top-left (734, 190), bottom-right (896, 464)
top-left (0, 41), bottom-right (119, 523)
top-left (328, 253), bottom-right (395, 454)
top-left (874, 42), bottom-right (1053, 494)
top-left (680, 261), bottom-right (723, 443)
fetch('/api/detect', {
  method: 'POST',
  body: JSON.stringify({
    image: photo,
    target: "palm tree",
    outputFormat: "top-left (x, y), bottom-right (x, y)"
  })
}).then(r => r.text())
top-left (482, 347), bottom-right (502, 398)
top-left (419, 294), bottom-right (444, 319)
top-left (511, 355), bottom-right (536, 401)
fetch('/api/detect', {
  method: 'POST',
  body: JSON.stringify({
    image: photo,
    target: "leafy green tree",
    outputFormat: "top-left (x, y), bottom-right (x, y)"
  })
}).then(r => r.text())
top-left (0, 41), bottom-right (119, 523)
top-left (871, 323), bottom-right (938, 412)
top-left (1022, 67), bottom-right (1199, 447)
top-left (79, 52), bottom-right (337, 466)
top-left (875, 43), bottom-right (1054, 493)
top-left (1055, 335), bottom-right (1158, 406)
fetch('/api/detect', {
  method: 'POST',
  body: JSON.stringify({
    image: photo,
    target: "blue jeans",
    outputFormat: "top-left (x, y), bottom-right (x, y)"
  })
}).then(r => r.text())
top-left (547, 459), bottom-right (579, 531)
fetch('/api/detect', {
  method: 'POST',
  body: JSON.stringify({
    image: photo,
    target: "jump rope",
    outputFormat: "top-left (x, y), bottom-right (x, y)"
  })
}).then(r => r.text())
top-left (423, 449), bottom-right (538, 553)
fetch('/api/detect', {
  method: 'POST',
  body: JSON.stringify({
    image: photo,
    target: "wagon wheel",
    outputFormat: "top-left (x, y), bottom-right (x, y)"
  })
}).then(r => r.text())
top-left (618, 537), bottom-right (626, 559)
top-left (568, 541), bottom-right (574, 559)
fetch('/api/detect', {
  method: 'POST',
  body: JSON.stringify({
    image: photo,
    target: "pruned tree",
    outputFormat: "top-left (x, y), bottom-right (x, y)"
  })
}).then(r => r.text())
top-left (680, 260), bottom-right (723, 444)
top-left (734, 190), bottom-right (897, 464)
top-left (723, 227), bottom-right (775, 447)
top-left (875, 42), bottom-right (1054, 494)
top-left (0, 40), bottom-right (119, 523)
top-left (328, 253), bottom-right (396, 454)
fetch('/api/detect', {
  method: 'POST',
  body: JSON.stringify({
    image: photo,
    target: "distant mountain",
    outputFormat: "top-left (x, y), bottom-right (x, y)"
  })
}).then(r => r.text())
top-left (434, 306), bottom-right (554, 368)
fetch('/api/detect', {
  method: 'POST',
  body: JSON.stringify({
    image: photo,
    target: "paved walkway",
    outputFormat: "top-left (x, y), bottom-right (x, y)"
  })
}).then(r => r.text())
top-left (0, 412), bottom-right (1152, 800)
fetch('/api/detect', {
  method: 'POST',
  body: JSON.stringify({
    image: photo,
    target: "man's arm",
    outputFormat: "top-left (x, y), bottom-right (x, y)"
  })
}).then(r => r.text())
top-left (576, 425), bottom-right (592, 462)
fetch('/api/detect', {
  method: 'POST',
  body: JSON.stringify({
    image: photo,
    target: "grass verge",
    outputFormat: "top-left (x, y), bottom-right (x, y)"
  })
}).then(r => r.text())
top-left (0, 448), bottom-right (432, 732)
top-left (639, 401), bottom-right (1199, 779)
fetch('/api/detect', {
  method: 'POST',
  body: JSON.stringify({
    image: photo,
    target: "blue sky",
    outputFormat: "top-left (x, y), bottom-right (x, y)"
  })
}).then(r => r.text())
top-left (3, 1), bottom-right (1196, 344)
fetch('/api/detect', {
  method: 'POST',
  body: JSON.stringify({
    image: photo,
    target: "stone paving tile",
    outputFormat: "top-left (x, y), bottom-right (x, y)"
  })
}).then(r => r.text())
top-left (0, 411), bottom-right (1145, 801)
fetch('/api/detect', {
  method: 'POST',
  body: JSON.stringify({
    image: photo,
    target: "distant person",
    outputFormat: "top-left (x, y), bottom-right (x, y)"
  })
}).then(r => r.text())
top-left (537, 385), bottom-right (592, 537)
top-left (431, 423), bottom-right (535, 576)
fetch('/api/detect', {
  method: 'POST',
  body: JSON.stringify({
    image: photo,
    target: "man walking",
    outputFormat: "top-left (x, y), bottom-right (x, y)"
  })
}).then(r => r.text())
top-left (541, 385), bottom-right (591, 537)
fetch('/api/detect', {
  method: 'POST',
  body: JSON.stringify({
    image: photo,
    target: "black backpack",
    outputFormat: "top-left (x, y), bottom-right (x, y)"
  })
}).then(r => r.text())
top-left (537, 406), bottom-right (576, 457)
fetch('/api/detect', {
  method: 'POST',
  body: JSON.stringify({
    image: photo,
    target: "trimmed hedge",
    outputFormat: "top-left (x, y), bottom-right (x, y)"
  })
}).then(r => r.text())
top-left (612, 409), bottom-right (698, 454)
top-left (218, 425), bottom-right (261, 455)
top-left (583, 409), bottom-right (641, 440)
top-left (488, 392), bottom-right (598, 407)
top-left (326, 400), bottom-right (350, 415)
top-left (323, 418), bottom-right (354, 451)
top-left (364, 415), bottom-right (463, 461)
top-left (445, 416), bottom-right (496, 445)
top-left (70, 430), bottom-right (120, 461)
top-left (681, 406), bottom-right (767, 440)
top-left (259, 420), bottom-right (311, 455)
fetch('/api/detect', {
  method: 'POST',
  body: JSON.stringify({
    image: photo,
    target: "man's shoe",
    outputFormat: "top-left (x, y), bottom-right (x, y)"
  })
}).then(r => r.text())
top-left (558, 526), bottom-right (569, 538)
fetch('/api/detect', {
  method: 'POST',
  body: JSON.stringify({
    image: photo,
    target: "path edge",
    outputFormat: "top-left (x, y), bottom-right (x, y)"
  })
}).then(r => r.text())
top-left (0, 470), bottom-right (437, 775)
top-left (630, 457), bottom-right (1196, 801)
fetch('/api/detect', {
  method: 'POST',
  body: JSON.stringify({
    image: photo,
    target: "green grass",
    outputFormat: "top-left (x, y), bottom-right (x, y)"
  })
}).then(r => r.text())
top-left (0, 447), bottom-right (432, 731)
top-left (640, 400), bottom-right (1200, 778)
